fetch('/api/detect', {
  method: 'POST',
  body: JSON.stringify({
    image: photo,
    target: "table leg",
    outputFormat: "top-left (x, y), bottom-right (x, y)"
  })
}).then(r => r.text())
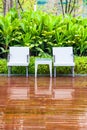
top-left (35, 63), bottom-right (38, 77)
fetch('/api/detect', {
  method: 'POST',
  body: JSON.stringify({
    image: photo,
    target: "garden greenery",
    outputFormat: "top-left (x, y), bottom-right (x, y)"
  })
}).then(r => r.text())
top-left (0, 9), bottom-right (87, 58)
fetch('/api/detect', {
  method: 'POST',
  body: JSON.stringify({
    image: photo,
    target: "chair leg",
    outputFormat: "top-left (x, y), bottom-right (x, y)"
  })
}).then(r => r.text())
top-left (8, 66), bottom-right (11, 77)
top-left (54, 66), bottom-right (56, 77)
top-left (26, 66), bottom-right (28, 77)
top-left (49, 63), bottom-right (52, 77)
top-left (72, 66), bottom-right (74, 77)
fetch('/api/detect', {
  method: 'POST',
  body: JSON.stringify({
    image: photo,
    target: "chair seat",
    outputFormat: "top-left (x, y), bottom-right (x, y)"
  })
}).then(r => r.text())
top-left (54, 62), bottom-right (75, 66)
top-left (7, 62), bottom-right (29, 66)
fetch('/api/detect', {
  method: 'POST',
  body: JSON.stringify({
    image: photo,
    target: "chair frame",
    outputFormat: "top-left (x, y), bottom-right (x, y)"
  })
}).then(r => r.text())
top-left (53, 47), bottom-right (75, 77)
top-left (7, 47), bottom-right (29, 77)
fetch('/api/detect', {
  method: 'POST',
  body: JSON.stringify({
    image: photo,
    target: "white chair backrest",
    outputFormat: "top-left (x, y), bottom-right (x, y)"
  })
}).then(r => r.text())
top-left (53, 47), bottom-right (74, 63)
top-left (9, 47), bottom-right (29, 63)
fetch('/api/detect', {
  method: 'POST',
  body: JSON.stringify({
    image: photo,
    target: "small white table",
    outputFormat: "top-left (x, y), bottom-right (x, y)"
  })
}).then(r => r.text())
top-left (35, 58), bottom-right (52, 77)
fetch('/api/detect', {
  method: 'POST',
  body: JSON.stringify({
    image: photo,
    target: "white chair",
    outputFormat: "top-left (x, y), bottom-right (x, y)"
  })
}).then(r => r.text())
top-left (53, 47), bottom-right (75, 77)
top-left (7, 47), bottom-right (29, 77)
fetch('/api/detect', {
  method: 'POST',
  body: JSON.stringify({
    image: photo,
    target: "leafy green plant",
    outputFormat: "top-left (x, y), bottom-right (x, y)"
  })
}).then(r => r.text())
top-left (0, 9), bottom-right (21, 57)
top-left (0, 59), bottom-right (7, 73)
top-left (75, 56), bottom-right (87, 74)
top-left (0, 15), bottom-right (12, 56)
top-left (0, 10), bottom-right (87, 57)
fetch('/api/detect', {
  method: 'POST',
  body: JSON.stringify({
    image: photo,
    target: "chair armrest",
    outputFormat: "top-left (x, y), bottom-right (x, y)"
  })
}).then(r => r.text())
top-left (71, 54), bottom-right (74, 62)
top-left (53, 55), bottom-right (55, 62)
top-left (71, 54), bottom-right (74, 57)
top-left (27, 55), bottom-right (30, 63)
top-left (7, 54), bottom-right (10, 62)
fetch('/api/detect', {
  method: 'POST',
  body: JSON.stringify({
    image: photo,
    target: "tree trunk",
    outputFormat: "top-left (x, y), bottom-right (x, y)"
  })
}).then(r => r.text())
top-left (3, 0), bottom-right (13, 16)
top-left (3, 0), bottom-right (23, 16)
top-left (59, 0), bottom-right (78, 17)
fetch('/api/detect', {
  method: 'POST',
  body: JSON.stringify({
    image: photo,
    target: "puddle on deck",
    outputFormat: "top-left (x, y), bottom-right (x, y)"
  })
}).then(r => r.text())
top-left (0, 76), bottom-right (87, 130)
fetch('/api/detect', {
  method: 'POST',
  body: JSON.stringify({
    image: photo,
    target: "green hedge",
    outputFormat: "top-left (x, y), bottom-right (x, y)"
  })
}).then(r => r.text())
top-left (1, 10), bottom-right (87, 57)
top-left (0, 56), bottom-right (87, 75)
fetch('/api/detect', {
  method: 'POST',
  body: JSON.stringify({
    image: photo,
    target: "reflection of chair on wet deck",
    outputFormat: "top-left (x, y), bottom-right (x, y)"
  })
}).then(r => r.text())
top-left (35, 78), bottom-right (52, 96)
top-left (7, 78), bottom-right (29, 100)
top-left (52, 89), bottom-right (74, 100)
top-left (8, 87), bottom-right (29, 100)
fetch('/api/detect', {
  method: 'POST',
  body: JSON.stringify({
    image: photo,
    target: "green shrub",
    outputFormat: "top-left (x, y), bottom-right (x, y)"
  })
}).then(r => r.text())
top-left (74, 56), bottom-right (87, 74)
top-left (0, 59), bottom-right (7, 73)
top-left (1, 10), bottom-right (87, 57)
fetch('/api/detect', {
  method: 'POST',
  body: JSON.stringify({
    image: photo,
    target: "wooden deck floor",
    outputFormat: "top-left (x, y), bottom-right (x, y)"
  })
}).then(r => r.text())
top-left (0, 76), bottom-right (87, 130)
